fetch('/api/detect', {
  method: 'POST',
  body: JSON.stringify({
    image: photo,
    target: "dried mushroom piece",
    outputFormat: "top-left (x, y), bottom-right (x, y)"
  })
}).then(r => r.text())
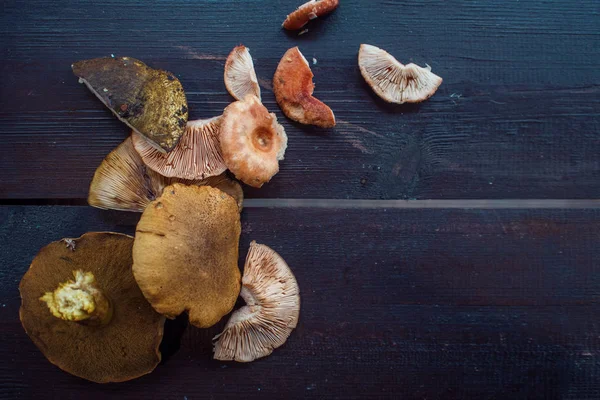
top-left (132, 117), bottom-right (227, 180)
top-left (224, 46), bottom-right (261, 101)
top-left (282, 0), bottom-right (340, 31)
top-left (220, 95), bottom-right (288, 188)
top-left (132, 184), bottom-right (242, 328)
top-left (19, 232), bottom-right (165, 383)
top-left (214, 241), bottom-right (300, 362)
top-left (72, 57), bottom-right (188, 152)
top-left (358, 44), bottom-right (443, 104)
top-left (273, 47), bottom-right (335, 128)
top-left (88, 136), bottom-right (243, 212)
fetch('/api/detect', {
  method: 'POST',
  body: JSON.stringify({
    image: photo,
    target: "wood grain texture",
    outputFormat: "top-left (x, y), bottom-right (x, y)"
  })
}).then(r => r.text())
top-left (1, 0), bottom-right (599, 200)
top-left (1, 206), bottom-right (600, 399)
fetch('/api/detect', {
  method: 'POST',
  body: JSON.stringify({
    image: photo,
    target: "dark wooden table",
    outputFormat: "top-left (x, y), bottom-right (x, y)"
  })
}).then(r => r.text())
top-left (1, 1), bottom-right (599, 399)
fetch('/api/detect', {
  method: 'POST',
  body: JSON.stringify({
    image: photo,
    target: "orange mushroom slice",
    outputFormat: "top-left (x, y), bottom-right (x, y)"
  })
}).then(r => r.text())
top-left (224, 45), bottom-right (261, 102)
top-left (282, 0), bottom-right (340, 31)
top-left (213, 241), bottom-right (300, 362)
top-left (133, 184), bottom-right (241, 328)
top-left (19, 232), bottom-right (165, 383)
top-left (273, 47), bottom-right (335, 128)
top-left (358, 44), bottom-right (443, 104)
top-left (220, 95), bottom-right (288, 188)
top-left (132, 116), bottom-right (227, 180)
top-left (88, 136), bottom-right (243, 212)
top-left (72, 57), bottom-right (188, 152)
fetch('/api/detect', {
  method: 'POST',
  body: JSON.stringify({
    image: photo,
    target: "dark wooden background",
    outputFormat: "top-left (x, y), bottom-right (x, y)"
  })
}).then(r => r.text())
top-left (1, 0), bottom-right (599, 399)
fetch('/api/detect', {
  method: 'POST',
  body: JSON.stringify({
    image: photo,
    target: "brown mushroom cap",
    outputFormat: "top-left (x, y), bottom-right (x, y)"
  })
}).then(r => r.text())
top-left (220, 95), bottom-right (288, 188)
top-left (132, 184), bottom-right (241, 328)
top-left (213, 241), bottom-right (300, 362)
top-left (72, 57), bottom-right (188, 152)
top-left (358, 44), bottom-right (443, 104)
top-left (19, 232), bottom-right (165, 383)
top-left (282, 0), bottom-right (340, 30)
top-left (273, 47), bottom-right (335, 128)
top-left (132, 116), bottom-right (227, 180)
top-left (224, 45), bottom-right (261, 102)
top-left (89, 136), bottom-right (243, 212)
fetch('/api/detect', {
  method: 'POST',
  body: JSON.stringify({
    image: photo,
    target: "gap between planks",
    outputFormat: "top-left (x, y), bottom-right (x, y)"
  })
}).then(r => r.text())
top-left (2, 199), bottom-right (600, 209)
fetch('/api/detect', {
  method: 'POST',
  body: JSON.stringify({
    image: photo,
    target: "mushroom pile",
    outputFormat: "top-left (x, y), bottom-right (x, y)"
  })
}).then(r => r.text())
top-left (20, 53), bottom-right (302, 383)
top-left (20, 0), bottom-right (445, 383)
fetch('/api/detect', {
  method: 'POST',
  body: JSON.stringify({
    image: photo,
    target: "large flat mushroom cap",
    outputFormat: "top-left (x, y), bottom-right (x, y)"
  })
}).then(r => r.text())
top-left (19, 232), bottom-right (165, 383)
top-left (273, 47), bottom-right (335, 128)
top-left (72, 57), bottom-right (188, 152)
top-left (358, 44), bottom-right (443, 104)
top-left (132, 184), bottom-right (241, 328)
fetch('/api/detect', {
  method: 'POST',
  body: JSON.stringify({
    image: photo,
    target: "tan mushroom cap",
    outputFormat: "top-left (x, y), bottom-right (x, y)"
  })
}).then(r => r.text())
top-left (72, 57), bottom-right (188, 152)
top-left (89, 136), bottom-right (243, 212)
top-left (358, 44), bottom-right (443, 104)
top-left (220, 95), bottom-right (288, 188)
top-left (273, 47), bottom-right (335, 128)
top-left (132, 184), bottom-right (242, 328)
top-left (132, 116), bottom-right (227, 180)
top-left (213, 241), bottom-right (300, 362)
top-left (19, 232), bottom-right (165, 383)
top-left (224, 45), bottom-right (261, 102)
top-left (282, 0), bottom-right (340, 30)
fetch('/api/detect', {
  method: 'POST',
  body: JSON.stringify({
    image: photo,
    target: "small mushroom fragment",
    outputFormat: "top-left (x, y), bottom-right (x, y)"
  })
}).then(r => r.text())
top-left (19, 232), bottom-right (165, 383)
top-left (282, 0), bottom-right (340, 31)
top-left (224, 45), bottom-right (261, 101)
top-left (220, 95), bottom-right (288, 188)
top-left (89, 136), bottom-right (243, 212)
top-left (273, 47), bottom-right (335, 128)
top-left (132, 116), bottom-right (227, 180)
top-left (358, 44), bottom-right (443, 104)
top-left (133, 184), bottom-right (241, 328)
top-left (72, 57), bottom-right (188, 152)
top-left (214, 241), bottom-right (300, 362)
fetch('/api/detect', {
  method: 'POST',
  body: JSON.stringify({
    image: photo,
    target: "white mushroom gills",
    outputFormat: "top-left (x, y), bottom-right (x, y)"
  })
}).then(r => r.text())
top-left (224, 46), bottom-right (261, 102)
top-left (213, 241), bottom-right (300, 362)
top-left (358, 44), bottom-right (443, 104)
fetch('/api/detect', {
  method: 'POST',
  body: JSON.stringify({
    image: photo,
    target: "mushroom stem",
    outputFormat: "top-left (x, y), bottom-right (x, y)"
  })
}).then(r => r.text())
top-left (40, 270), bottom-right (113, 326)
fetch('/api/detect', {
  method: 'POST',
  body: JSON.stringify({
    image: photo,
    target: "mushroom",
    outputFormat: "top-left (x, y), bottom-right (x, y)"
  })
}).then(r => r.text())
top-left (132, 184), bottom-right (241, 328)
top-left (224, 45), bottom-right (261, 101)
top-left (88, 136), bottom-right (243, 212)
top-left (19, 232), bottom-right (165, 383)
top-left (72, 57), bottom-right (188, 152)
top-left (358, 44), bottom-right (443, 104)
top-left (282, 0), bottom-right (340, 31)
top-left (213, 241), bottom-right (300, 362)
top-left (273, 47), bottom-right (335, 128)
top-left (219, 95), bottom-right (288, 188)
top-left (132, 116), bottom-right (227, 180)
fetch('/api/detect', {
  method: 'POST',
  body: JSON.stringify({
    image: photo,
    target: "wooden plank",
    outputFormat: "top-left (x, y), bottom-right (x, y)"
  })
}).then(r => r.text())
top-left (2, 206), bottom-right (599, 398)
top-left (1, 0), bottom-right (599, 200)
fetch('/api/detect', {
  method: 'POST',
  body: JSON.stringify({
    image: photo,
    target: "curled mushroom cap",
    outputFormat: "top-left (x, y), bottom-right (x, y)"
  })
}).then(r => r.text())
top-left (89, 136), bottom-right (243, 212)
top-left (220, 95), bottom-right (288, 188)
top-left (19, 232), bottom-right (165, 383)
top-left (273, 47), bottom-right (335, 128)
top-left (132, 116), bottom-right (227, 180)
top-left (358, 44), bottom-right (443, 104)
top-left (214, 241), bottom-right (300, 362)
top-left (282, 0), bottom-right (340, 30)
top-left (224, 45), bottom-right (261, 102)
top-left (133, 184), bottom-right (242, 328)
top-left (72, 57), bottom-right (187, 152)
